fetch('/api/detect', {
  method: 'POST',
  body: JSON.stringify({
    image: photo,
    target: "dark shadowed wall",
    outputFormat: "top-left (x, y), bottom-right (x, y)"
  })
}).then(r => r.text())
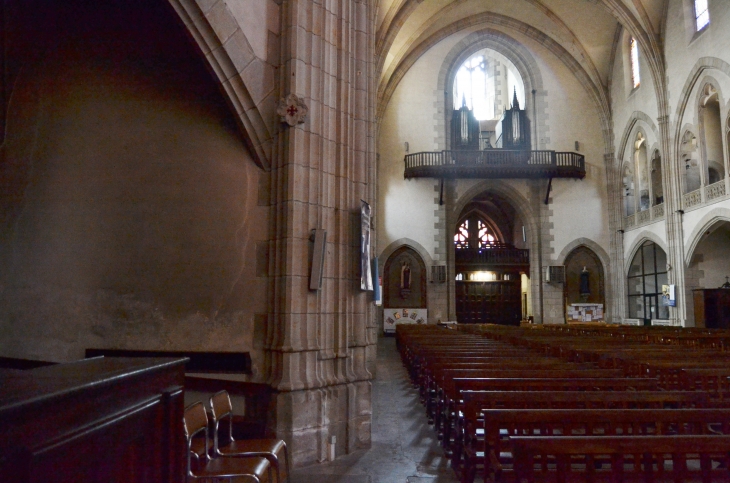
top-left (0, 0), bottom-right (268, 367)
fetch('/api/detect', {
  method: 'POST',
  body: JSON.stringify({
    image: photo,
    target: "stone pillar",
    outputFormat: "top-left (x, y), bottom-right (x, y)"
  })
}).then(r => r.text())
top-left (266, 0), bottom-right (375, 466)
top-left (658, 114), bottom-right (686, 325)
top-left (604, 152), bottom-right (626, 323)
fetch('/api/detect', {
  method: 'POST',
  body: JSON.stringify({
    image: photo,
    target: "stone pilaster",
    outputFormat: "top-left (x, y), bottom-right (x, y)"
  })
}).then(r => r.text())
top-left (266, 0), bottom-right (375, 466)
top-left (604, 153), bottom-right (626, 323)
top-left (658, 114), bottom-right (686, 325)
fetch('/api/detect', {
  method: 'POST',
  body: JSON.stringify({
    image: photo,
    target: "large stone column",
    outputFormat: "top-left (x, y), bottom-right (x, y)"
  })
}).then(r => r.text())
top-left (658, 114), bottom-right (686, 325)
top-left (604, 152), bottom-right (626, 323)
top-left (265, 0), bottom-right (376, 466)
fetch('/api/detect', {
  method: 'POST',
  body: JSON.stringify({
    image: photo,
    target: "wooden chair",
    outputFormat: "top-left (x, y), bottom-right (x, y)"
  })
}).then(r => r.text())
top-left (209, 390), bottom-right (290, 483)
top-left (183, 402), bottom-right (271, 482)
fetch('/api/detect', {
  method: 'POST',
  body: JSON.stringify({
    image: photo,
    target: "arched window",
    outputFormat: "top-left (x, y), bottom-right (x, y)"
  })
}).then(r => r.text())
top-left (650, 150), bottom-right (663, 206)
top-left (455, 220), bottom-right (470, 249)
top-left (700, 84), bottom-right (725, 184)
top-left (695, 0), bottom-right (710, 31)
top-left (454, 215), bottom-right (500, 250)
top-left (477, 220), bottom-right (497, 249)
top-left (453, 50), bottom-right (524, 121)
top-left (630, 37), bottom-right (640, 89)
top-left (627, 241), bottom-right (669, 324)
top-left (681, 130), bottom-right (701, 193)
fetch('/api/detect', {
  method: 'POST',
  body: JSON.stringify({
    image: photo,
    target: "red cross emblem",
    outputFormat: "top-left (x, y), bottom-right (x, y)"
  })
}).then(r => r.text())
top-left (287, 105), bottom-right (298, 117)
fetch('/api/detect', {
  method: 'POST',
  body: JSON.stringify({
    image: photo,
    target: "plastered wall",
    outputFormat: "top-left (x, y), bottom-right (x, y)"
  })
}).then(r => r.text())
top-left (0, 2), bottom-right (268, 369)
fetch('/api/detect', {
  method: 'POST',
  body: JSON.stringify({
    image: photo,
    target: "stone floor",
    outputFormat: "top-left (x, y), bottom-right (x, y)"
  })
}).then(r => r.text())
top-left (291, 335), bottom-right (459, 483)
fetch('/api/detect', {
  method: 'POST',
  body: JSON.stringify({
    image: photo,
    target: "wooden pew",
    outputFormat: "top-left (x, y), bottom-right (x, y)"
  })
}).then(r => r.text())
top-left (510, 434), bottom-right (730, 483)
top-left (469, 408), bottom-right (730, 483)
top-left (441, 378), bottom-right (659, 461)
top-left (455, 391), bottom-right (710, 482)
top-left (431, 369), bottom-right (624, 434)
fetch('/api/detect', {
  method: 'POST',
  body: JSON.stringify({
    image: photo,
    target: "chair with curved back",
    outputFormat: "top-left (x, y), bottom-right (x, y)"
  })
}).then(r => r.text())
top-left (183, 401), bottom-right (271, 482)
top-left (209, 390), bottom-right (290, 483)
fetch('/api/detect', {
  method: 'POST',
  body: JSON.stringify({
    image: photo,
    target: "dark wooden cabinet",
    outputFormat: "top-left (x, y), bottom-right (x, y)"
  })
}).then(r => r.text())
top-left (693, 289), bottom-right (730, 329)
top-left (0, 357), bottom-right (187, 483)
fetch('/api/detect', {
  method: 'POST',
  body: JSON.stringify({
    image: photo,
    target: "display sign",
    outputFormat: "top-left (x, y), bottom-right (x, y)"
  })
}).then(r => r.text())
top-left (662, 284), bottom-right (676, 307)
top-left (383, 308), bottom-right (427, 333)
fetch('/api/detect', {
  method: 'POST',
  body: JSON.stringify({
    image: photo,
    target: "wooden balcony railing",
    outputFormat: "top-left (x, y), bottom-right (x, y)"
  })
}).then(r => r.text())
top-left (404, 150), bottom-right (585, 179)
top-left (455, 247), bottom-right (530, 267)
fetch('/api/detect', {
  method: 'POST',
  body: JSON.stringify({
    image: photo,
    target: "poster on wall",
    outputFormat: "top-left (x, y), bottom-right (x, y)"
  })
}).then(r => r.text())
top-left (661, 284), bottom-right (676, 307)
top-left (383, 308), bottom-right (427, 333)
top-left (360, 200), bottom-right (372, 291)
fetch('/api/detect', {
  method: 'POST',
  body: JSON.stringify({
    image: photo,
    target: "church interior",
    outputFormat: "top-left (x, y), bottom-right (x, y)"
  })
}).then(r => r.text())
top-left (3, 0), bottom-right (730, 479)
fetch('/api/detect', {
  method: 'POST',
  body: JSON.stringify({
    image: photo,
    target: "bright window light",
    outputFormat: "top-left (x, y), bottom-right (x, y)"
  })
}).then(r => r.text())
top-left (695, 0), bottom-right (709, 31)
top-left (453, 55), bottom-right (495, 120)
top-left (630, 38), bottom-right (640, 89)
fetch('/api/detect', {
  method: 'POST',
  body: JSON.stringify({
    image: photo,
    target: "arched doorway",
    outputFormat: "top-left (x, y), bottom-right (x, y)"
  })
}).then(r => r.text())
top-left (627, 241), bottom-right (669, 325)
top-left (687, 220), bottom-right (730, 328)
top-left (453, 192), bottom-right (528, 325)
top-left (383, 246), bottom-right (427, 331)
top-left (564, 246), bottom-right (605, 322)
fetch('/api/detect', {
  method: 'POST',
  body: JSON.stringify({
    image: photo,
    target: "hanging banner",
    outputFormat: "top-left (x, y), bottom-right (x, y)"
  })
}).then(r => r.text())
top-left (360, 201), bottom-right (372, 291)
top-left (371, 257), bottom-right (380, 304)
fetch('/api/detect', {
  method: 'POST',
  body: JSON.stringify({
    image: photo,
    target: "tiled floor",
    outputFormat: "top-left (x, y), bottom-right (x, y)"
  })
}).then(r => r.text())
top-left (291, 336), bottom-right (459, 483)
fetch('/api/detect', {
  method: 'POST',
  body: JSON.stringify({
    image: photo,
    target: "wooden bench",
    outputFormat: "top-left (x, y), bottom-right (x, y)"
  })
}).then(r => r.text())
top-left (430, 369), bottom-right (624, 431)
top-left (440, 378), bottom-right (659, 462)
top-left (468, 408), bottom-right (730, 483)
top-left (510, 434), bottom-right (730, 482)
top-left (455, 391), bottom-right (710, 482)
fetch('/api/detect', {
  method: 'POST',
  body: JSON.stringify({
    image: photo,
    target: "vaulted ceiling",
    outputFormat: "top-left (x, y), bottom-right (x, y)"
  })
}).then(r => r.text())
top-left (374, 0), bottom-right (669, 119)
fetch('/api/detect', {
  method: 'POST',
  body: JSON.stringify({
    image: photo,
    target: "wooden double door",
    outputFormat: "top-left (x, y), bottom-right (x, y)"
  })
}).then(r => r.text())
top-left (455, 280), bottom-right (521, 325)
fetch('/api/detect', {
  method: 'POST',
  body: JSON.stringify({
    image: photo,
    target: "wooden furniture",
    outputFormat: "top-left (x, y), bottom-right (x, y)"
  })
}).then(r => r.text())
top-left (693, 288), bottom-right (730, 329)
top-left (511, 434), bottom-right (730, 483)
top-left (0, 357), bottom-right (187, 483)
top-left (183, 402), bottom-right (270, 483)
top-left (209, 390), bottom-right (289, 483)
top-left (86, 348), bottom-right (251, 374)
top-left (471, 408), bottom-right (730, 483)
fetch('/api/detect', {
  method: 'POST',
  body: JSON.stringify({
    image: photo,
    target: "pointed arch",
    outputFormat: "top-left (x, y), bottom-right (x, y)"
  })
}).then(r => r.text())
top-left (168, 0), bottom-right (274, 170)
top-left (684, 207), bottom-right (730, 263)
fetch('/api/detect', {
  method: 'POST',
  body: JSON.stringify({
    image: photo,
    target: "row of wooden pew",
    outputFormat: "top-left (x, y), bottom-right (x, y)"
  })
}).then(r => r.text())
top-left (396, 323), bottom-right (730, 483)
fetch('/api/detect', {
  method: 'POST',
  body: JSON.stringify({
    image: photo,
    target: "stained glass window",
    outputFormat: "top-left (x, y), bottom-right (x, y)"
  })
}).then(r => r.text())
top-left (695, 0), bottom-right (709, 31)
top-left (477, 220), bottom-right (497, 249)
top-left (630, 37), bottom-right (640, 89)
top-left (454, 220), bottom-right (470, 249)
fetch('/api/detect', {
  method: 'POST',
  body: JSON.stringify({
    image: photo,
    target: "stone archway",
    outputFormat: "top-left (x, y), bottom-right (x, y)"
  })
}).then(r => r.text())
top-left (383, 246), bottom-right (428, 310)
top-left (563, 246), bottom-right (606, 323)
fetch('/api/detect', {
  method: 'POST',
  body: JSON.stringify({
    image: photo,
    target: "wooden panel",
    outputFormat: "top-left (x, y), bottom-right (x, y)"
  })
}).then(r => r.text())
top-left (693, 289), bottom-right (730, 329)
top-left (86, 349), bottom-right (250, 374)
top-left (456, 280), bottom-right (521, 325)
top-left (0, 357), bottom-right (187, 483)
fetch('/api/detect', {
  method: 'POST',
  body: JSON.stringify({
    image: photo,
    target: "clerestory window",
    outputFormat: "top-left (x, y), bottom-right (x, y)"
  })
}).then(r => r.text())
top-left (630, 37), bottom-right (640, 89)
top-left (695, 0), bottom-right (710, 31)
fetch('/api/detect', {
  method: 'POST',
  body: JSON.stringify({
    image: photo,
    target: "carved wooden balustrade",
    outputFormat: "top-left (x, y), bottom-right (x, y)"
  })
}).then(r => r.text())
top-left (404, 150), bottom-right (585, 179)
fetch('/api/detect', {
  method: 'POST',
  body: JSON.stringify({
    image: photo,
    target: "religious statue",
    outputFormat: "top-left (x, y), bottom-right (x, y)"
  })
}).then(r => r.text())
top-left (401, 262), bottom-right (411, 289)
top-left (399, 261), bottom-right (412, 299)
top-left (579, 266), bottom-right (590, 301)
